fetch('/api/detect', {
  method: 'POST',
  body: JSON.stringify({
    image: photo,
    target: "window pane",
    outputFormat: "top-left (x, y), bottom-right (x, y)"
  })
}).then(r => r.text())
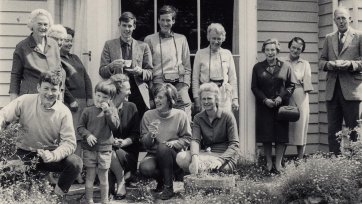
top-left (121, 0), bottom-right (155, 41)
top-left (200, 0), bottom-right (234, 52)
top-left (157, 0), bottom-right (198, 54)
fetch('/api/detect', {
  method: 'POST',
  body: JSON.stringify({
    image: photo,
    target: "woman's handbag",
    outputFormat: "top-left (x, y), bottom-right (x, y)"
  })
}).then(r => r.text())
top-left (277, 105), bottom-right (300, 122)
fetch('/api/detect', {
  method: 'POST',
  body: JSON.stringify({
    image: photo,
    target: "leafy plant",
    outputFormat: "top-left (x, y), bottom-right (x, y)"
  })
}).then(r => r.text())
top-left (0, 123), bottom-right (58, 203)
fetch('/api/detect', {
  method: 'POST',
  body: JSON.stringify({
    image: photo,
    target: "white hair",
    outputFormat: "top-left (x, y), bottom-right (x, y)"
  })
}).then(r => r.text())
top-left (207, 23), bottom-right (226, 42)
top-left (48, 24), bottom-right (67, 39)
top-left (27, 9), bottom-right (54, 31)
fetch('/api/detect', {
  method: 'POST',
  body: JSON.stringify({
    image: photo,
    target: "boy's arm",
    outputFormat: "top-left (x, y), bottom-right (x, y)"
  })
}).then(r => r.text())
top-left (104, 106), bottom-right (120, 131)
top-left (77, 109), bottom-right (93, 140)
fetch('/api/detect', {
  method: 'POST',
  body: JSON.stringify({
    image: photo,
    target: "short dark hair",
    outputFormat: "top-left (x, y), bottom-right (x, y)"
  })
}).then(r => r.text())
top-left (159, 5), bottom-right (177, 20)
top-left (261, 38), bottom-right (281, 53)
top-left (119, 12), bottom-right (137, 25)
top-left (95, 80), bottom-right (117, 99)
top-left (39, 70), bottom-right (63, 87)
top-left (288, 37), bottom-right (306, 53)
top-left (64, 26), bottom-right (74, 38)
top-left (154, 83), bottom-right (178, 108)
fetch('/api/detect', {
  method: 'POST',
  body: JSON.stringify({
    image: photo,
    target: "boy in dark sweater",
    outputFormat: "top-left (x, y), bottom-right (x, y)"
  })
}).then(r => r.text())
top-left (78, 80), bottom-right (120, 204)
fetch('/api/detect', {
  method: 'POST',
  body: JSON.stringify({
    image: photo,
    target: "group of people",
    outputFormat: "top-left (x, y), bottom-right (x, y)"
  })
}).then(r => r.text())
top-left (0, 4), bottom-right (361, 203)
top-left (0, 5), bottom-right (241, 203)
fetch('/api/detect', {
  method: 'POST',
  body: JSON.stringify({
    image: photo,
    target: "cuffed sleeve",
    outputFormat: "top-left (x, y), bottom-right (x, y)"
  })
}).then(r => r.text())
top-left (52, 112), bottom-right (76, 161)
top-left (182, 36), bottom-right (192, 86)
top-left (219, 112), bottom-right (239, 162)
top-left (192, 51), bottom-right (202, 100)
top-left (9, 50), bottom-right (24, 94)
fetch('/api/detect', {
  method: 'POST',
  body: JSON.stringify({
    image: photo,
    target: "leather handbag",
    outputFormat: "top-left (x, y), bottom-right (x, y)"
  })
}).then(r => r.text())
top-left (277, 105), bottom-right (300, 122)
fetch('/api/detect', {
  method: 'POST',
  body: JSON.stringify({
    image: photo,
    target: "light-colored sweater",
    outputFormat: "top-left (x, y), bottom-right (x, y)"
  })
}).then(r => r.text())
top-left (144, 33), bottom-right (191, 86)
top-left (0, 94), bottom-right (76, 161)
top-left (140, 109), bottom-right (191, 153)
top-left (192, 46), bottom-right (238, 99)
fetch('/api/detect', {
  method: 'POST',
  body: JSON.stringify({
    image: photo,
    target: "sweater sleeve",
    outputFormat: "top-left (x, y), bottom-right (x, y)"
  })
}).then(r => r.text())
top-left (52, 110), bottom-right (76, 161)
top-left (140, 112), bottom-right (155, 150)
top-left (192, 51), bottom-right (201, 100)
top-left (174, 111), bottom-right (191, 151)
top-left (227, 51), bottom-right (238, 99)
top-left (0, 95), bottom-right (23, 125)
top-left (77, 108), bottom-right (93, 140)
top-left (182, 36), bottom-right (192, 86)
top-left (219, 112), bottom-right (240, 162)
top-left (104, 105), bottom-right (120, 131)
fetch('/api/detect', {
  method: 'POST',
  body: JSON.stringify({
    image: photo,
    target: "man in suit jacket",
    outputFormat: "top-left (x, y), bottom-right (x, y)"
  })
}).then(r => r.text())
top-left (319, 7), bottom-right (362, 155)
top-left (99, 12), bottom-right (153, 117)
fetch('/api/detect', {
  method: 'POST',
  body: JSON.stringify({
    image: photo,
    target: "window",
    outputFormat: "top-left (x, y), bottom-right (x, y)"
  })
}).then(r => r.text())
top-left (121, 0), bottom-right (238, 55)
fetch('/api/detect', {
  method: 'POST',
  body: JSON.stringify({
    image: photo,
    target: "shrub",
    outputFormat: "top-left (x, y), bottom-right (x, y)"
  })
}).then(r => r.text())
top-left (276, 154), bottom-right (360, 203)
top-left (0, 123), bottom-right (58, 203)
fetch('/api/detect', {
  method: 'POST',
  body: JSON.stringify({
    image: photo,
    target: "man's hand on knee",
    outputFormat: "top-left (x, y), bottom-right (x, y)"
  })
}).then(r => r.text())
top-left (37, 149), bottom-right (57, 163)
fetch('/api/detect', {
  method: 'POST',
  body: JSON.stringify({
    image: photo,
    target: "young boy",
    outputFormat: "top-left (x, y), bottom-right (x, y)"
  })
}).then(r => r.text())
top-left (78, 80), bottom-right (120, 204)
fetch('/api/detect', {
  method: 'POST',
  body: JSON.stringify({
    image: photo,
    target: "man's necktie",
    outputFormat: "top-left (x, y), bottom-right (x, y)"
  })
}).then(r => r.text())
top-left (338, 33), bottom-right (344, 54)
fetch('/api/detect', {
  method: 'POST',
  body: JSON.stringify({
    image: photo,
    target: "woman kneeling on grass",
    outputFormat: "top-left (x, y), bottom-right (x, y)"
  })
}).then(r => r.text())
top-left (139, 83), bottom-right (191, 200)
top-left (176, 82), bottom-right (240, 174)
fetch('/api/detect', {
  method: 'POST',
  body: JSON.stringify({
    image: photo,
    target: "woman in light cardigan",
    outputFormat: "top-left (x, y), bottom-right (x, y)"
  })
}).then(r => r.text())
top-left (139, 83), bottom-right (191, 200)
top-left (192, 23), bottom-right (239, 113)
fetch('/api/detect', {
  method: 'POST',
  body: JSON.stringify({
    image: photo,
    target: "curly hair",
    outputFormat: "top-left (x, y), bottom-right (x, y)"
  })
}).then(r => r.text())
top-left (199, 83), bottom-right (220, 105)
top-left (39, 70), bottom-right (63, 87)
top-left (27, 9), bottom-right (54, 31)
top-left (109, 74), bottom-right (130, 94)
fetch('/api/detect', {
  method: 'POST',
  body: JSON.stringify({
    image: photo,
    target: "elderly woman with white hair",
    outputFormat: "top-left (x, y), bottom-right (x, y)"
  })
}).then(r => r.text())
top-left (47, 24), bottom-right (69, 102)
top-left (9, 9), bottom-right (61, 101)
top-left (176, 82), bottom-right (240, 174)
top-left (48, 24), bottom-right (67, 48)
top-left (192, 23), bottom-right (239, 113)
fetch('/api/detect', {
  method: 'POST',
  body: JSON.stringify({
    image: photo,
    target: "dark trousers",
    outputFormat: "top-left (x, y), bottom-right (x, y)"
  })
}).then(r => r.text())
top-left (16, 149), bottom-right (83, 193)
top-left (327, 80), bottom-right (362, 155)
top-left (139, 143), bottom-right (181, 187)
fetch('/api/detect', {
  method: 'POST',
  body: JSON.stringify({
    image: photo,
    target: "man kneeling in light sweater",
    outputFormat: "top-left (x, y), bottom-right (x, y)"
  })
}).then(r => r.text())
top-left (0, 70), bottom-right (82, 197)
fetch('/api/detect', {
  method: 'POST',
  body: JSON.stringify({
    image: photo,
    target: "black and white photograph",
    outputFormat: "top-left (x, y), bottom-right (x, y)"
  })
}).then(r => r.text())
top-left (1, 0), bottom-right (362, 203)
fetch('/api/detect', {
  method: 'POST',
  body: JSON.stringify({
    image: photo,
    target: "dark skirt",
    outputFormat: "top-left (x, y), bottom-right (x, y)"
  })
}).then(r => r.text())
top-left (255, 102), bottom-right (289, 143)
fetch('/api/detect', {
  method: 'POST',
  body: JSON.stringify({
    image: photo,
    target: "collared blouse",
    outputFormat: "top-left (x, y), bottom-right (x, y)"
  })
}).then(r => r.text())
top-left (281, 57), bottom-right (313, 92)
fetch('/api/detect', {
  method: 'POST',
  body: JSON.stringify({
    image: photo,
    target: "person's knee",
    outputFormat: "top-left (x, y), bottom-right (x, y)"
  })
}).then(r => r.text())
top-left (65, 154), bottom-right (83, 173)
top-left (98, 169), bottom-right (108, 185)
top-left (176, 151), bottom-right (191, 170)
top-left (156, 143), bottom-right (173, 156)
top-left (139, 158), bottom-right (157, 177)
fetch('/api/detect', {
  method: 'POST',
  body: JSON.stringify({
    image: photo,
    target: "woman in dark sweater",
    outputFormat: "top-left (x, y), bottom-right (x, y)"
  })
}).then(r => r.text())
top-left (60, 27), bottom-right (93, 183)
top-left (108, 74), bottom-right (140, 200)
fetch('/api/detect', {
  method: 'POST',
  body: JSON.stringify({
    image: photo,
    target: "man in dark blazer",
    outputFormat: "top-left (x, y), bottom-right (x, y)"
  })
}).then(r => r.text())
top-left (99, 12), bottom-right (153, 117)
top-left (319, 7), bottom-right (362, 154)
